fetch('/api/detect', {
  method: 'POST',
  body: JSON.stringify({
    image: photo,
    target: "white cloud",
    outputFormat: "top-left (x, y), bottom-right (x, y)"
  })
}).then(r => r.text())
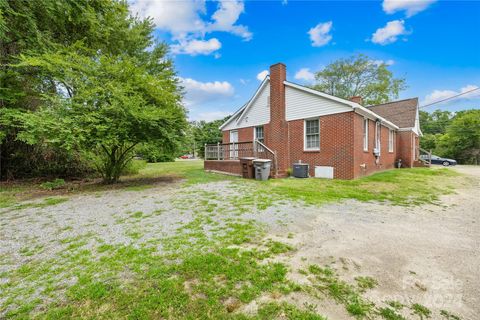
top-left (383, 0), bottom-right (437, 17)
top-left (371, 59), bottom-right (395, 66)
top-left (422, 85), bottom-right (480, 106)
top-left (371, 20), bottom-right (409, 45)
top-left (129, 0), bottom-right (207, 37)
top-left (256, 70), bottom-right (269, 81)
top-left (171, 38), bottom-right (221, 56)
top-left (294, 68), bottom-right (315, 82)
top-left (308, 21), bottom-right (333, 47)
top-left (193, 111), bottom-right (232, 122)
top-left (130, 0), bottom-right (251, 56)
top-left (208, 0), bottom-right (252, 41)
top-left (179, 77), bottom-right (234, 107)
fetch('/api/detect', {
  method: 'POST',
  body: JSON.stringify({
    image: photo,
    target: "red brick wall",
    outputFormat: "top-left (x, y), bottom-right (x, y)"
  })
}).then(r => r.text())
top-left (267, 63), bottom-right (289, 174)
top-left (222, 127), bottom-right (253, 143)
top-left (222, 131), bottom-right (229, 143)
top-left (397, 131), bottom-right (414, 168)
top-left (221, 113), bottom-right (405, 179)
top-left (204, 160), bottom-right (241, 175)
top-left (288, 112), bottom-right (355, 179)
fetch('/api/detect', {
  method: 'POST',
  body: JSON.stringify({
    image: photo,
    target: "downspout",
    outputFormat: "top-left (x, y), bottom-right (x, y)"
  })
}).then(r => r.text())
top-left (375, 119), bottom-right (381, 165)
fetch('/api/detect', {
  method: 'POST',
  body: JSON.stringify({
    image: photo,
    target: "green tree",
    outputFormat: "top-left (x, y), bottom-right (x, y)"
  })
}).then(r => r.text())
top-left (312, 54), bottom-right (406, 105)
top-left (436, 110), bottom-right (480, 164)
top-left (191, 117), bottom-right (230, 158)
top-left (0, 0), bottom-right (154, 179)
top-left (419, 110), bottom-right (453, 135)
top-left (17, 48), bottom-right (186, 183)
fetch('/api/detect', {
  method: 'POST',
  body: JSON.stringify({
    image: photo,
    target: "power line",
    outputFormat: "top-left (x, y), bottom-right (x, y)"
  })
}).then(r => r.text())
top-left (369, 87), bottom-right (480, 123)
top-left (419, 87), bottom-right (480, 109)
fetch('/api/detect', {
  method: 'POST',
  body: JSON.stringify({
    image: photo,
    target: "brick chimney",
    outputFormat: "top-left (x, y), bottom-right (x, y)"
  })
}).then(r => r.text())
top-left (268, 63), bottom-right (288, 175)
top-left (350, 96), bottom-right (363, 105)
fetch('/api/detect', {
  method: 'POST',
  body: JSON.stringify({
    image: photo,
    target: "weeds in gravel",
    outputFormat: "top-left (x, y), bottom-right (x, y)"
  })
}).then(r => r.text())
top-left (306, 264), bottom-right (374, 318)
top-left (4, 197), bottom-right (69, 212)
top-left (1, 218), bottom-right (306, 319)
top-left (0, 183), bottom-right (318, 319)
top-left (257, 302), bottom-right (326, 320)
top-left (355, 276), bottom-right (378, 291)
top-left (411, 303), bottom-right (432, 319)
top-left (378, 307), bottom-right (406, 320)
top-left (440, 309), bottom-right (461, 320)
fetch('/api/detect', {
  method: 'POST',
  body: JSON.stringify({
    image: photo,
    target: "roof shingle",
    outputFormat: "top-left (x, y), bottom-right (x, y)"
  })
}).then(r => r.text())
top-left (367, 98), bottom-right (418, 128)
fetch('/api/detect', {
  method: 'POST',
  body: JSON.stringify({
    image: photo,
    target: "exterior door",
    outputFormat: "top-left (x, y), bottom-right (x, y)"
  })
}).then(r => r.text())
top-left (230, 130), bottom-right (238, 159)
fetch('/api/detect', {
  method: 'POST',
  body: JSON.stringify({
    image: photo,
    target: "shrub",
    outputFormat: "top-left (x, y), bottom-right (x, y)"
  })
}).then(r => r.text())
top-left (136, 143), bottom-right (176, 163)
top-left (40, 179), bottom-right (66, 191)
top-left (121, 160), bottom-right (147, 176)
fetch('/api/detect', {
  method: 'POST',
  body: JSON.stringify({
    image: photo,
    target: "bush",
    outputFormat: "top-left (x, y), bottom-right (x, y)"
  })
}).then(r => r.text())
top-left (136, 143), bottom-right (176, 163)
top-left (1, 142), bottom-right (94, 180)
top-left (121, 159), bottom-right (147, 176)
top-left (40, 179), bottom-right (66, 191)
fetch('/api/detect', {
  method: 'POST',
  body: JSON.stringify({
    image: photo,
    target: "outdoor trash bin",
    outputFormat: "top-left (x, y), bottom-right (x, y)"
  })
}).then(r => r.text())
top-left (253, 159), bottom-right (272, 181)
top-left (240, 157), bottom-right (256, 179)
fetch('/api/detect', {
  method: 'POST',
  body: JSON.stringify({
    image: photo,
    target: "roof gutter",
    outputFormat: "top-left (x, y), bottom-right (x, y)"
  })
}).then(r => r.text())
top-left (218, 103), bottom-right (247, 130)
top-left (352, 105), bottom-right (399, 130)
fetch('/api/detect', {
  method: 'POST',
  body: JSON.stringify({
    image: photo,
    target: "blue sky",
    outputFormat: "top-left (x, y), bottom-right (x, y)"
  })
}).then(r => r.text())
top-left (130, 0), bottom-right (480, 121)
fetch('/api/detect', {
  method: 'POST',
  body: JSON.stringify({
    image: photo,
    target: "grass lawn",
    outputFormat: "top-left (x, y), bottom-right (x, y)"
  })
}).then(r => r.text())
top-left (0, 161), bottom-right (464, 319)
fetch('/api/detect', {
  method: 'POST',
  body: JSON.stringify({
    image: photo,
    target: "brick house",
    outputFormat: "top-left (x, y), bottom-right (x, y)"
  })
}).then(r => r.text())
top-left (204, 63), bottom-right (422, 179)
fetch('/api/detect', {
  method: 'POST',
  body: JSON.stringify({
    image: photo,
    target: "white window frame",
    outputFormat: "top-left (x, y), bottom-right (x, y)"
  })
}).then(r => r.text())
top-left (388, 129), bottom-right (394, 153)
top-left (254, 126), bottom-right (264, 144)
top-left (375, 121), bottom-right (381, 155)
top-left (304, 118), bottom-right (320, 151)
top-left (363, 118), bottom-right (369, 151)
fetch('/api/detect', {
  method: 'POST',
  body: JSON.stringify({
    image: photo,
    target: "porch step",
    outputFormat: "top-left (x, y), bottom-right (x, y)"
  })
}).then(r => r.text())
top-left (414, 159), bottom-right (430, 167)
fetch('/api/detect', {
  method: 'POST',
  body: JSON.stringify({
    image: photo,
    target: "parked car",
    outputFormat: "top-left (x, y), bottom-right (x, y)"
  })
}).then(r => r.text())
top-left (420, 154), bottom-right (457, 166)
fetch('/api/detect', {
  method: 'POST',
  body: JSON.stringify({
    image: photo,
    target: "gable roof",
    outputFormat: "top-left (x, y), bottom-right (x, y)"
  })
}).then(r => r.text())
top-left (218, 103), bottom-right (247, 130)
top-left (367, 98), bottom-right (418, 128)
top-left (219, 76), bottom-right (269, 130)
top-left (219, 78), bottom-right (401, 131)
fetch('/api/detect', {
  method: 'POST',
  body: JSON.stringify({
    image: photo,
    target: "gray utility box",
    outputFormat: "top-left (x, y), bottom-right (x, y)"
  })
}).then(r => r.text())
top-left (253, 159), bottom-right (272, 181)
top-left (292, 163), bottom-right (309, 178)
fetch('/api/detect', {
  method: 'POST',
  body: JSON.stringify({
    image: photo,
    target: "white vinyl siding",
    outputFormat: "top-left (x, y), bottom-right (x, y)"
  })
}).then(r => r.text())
top-left (363, 118), bottom-right (368, 151)
top-left (224, 82), bottom-right (270, 130)
top-left (285, 86), bottom-right (351, 121)
top-left (388, 129), bottom-right (394, 152)
top-left (304, 119), bottom-right (320, 150)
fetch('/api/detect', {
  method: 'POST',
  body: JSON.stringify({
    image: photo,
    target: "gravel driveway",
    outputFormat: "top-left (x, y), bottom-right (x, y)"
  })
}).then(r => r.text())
top-left (1, 166), bottom-right (478, 319)
top-left (262, 165), bottom-right (480, 319)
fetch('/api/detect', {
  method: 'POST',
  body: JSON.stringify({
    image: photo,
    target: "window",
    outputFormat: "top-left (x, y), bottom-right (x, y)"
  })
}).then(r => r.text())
top-left (254, 126), bottom-right (264, 143)
top-left (363, 118), bottom-right (368, 151)
top-left (374, 121), bottom-right (381, 155)
top-left (388, 129), bottom-right (394, 152)
top-left (305, 119), bottom-right (320, 150)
